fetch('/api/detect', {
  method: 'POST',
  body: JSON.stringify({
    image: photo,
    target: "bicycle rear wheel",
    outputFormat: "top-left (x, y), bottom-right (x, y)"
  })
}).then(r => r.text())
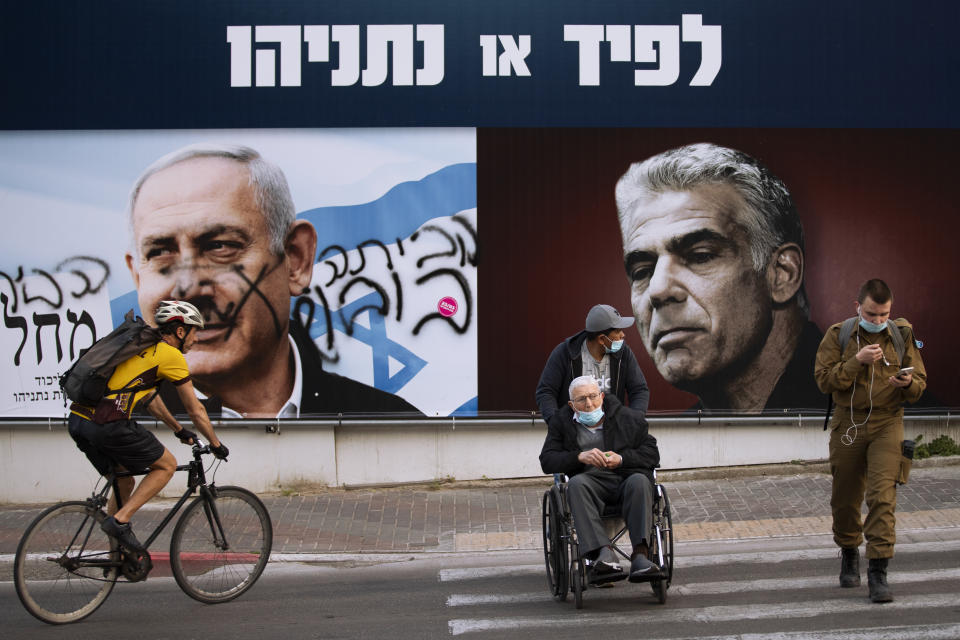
top-left (14, 501), bottom-right (119, 624)
top-left (170, 486), bottom-right (272, 604)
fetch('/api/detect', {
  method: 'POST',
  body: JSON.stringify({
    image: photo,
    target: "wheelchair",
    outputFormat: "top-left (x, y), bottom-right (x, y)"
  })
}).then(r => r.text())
top-left (541, 469), bottom-right (673, 608)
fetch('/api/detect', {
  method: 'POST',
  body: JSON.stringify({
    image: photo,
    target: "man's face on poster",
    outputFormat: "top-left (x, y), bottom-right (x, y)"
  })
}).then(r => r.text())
top-left (619, 183), bottom-right (773, 387)
top-left (126, 157), bottom-right (295, 382)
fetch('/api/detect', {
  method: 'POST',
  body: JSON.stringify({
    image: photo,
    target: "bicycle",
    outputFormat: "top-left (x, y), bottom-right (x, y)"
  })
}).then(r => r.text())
top-left (14, 441), bottom-right (273, 625)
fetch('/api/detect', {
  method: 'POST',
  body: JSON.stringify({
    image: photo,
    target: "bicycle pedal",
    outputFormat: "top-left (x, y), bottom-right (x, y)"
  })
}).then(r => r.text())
top-left (120, 550), bottom-right (153, 583)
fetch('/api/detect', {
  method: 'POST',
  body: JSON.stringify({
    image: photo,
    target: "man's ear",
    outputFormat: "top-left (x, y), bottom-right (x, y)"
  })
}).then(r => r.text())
top-left (125, 252), bottom-right (140, 290)
top-left (285, 220), bottom-right (318, 296)
top-left (766, 243), bottom-right (803, 304)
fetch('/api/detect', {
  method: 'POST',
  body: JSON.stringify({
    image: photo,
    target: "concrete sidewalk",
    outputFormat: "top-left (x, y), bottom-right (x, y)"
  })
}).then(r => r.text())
top-left (1, 461), bottom-right (959, 559)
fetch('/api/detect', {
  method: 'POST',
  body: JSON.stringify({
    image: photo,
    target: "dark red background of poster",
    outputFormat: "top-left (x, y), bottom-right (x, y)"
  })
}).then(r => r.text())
top-left (477, 128), bottom-right (957, 414)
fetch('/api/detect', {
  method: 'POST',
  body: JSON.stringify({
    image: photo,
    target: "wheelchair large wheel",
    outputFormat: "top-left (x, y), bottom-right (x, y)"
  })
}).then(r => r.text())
top-left (541, 489), bottom-right (568, 601)
top-left (570, 557), bottom-right (584, 609)
top-left (649, 485), bottom-right (674, 603)
top-left (660, 487), bottom-right (674, 586)
top-left (651, 578), bottom-right (667, 604)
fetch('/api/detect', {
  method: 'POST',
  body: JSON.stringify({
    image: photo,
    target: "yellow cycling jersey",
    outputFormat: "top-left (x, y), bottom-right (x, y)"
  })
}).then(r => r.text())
top-left (70, 341), bottom-right (190, 423)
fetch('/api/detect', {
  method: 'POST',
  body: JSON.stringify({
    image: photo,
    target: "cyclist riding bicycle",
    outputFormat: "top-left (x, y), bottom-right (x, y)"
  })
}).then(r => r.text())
top-left (67, 300), bottom-right (229, 552)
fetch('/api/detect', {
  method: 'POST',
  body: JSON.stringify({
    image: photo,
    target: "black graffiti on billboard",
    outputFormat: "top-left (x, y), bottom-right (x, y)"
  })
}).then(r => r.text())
top-left (56, 256), bottom-right (111, 297)
top-left (0, 258), bottom-right (109, 366)
top-left (303, 213), bottom-right (477, 355)
top-left (156, 260), bottom-right (288, 345)
top-left (338, 276), bottom-right (390, 335)
top-left (224, 262), bottom-right (286, 340)
top-left (318, 244), bottom-right (349, 287)
top-left (412, 268), bottom-right (472, 335)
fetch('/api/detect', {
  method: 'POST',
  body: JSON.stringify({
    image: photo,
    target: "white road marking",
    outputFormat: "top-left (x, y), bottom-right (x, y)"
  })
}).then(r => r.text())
top-left (448, 593), bottom-right (960, 635)
top-left (649, 623), bottom-right (960, 640)
top-left (436, 538), bottom-right (960, 582)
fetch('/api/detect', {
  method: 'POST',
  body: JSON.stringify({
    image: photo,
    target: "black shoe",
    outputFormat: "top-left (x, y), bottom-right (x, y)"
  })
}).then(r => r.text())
top-left (101, 516), bottom-right (145, 552)
top-left (628, 554), bottom-right (659, 582)
top-left (839, 547), bottom-right (860, 588)
top-left (868, 558), bottom-right (893, 603)
top-left (586, 559), bottom-right (627, 585)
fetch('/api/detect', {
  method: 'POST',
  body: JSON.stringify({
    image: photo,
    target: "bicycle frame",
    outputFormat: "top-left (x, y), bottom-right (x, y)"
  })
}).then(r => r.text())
top-left (92, 444), bottom-right (225, 556)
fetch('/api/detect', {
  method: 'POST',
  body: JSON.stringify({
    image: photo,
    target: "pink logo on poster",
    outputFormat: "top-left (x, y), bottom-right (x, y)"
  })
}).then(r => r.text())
top-left (437, 296), bottom-right (458, 317)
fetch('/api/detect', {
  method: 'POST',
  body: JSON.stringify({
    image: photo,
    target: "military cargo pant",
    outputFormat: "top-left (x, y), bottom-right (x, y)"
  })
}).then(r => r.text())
top-left (828, 411), bottom-right (903, 559)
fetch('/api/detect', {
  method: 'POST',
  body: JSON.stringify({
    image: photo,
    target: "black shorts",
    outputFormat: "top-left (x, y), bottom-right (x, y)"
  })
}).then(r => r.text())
top-left (68, 413), bottom-right (166, 476)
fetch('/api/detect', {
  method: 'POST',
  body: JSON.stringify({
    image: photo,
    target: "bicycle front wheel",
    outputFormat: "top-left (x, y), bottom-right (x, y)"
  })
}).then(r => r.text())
top-left (14, 501), bottom-right (119, 624)
top-left (170, 486), bottom-right (272, 604)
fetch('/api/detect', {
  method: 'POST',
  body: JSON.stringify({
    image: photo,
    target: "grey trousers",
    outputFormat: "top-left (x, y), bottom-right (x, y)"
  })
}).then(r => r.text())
top-left (566, 469), bottom-right (653, 558)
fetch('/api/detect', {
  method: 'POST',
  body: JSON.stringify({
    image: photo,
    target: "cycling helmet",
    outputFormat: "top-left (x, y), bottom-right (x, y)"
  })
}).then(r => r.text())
top-left (154, 300), bottom-right (205, 329)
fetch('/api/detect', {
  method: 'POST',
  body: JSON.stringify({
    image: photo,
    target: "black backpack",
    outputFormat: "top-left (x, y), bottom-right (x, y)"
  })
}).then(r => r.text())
top-left (822, 317), bottom-right (909, 430)
top-left (59, 310), bottom-right (163, 406)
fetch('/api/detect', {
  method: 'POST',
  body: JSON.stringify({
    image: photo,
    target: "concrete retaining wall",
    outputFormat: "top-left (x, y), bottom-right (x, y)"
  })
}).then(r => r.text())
top-left (2, 413), bottom-right (956, 503)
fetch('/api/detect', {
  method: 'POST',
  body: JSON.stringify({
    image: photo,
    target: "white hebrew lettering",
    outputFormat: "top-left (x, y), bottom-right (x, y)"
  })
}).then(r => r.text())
top-left (416, 24), bottom-right (444, 85)
top-left (304, 25), bottom-right (330, 62)
top-left (331, 25), bottom-right (361, 86)
top-left (498, 35), bottom-right (531, 76)
top-left (563, 25), bottom-right (603, 85)
top-left (479, 35), bottom-right (498, 76)
top-left (562, 16), bottom-right (721, 87)
top-left (633, 25), bottom-right (679, 86)
top-left (255, 25), bottom-right (302, 87)
top-left (228, 24), bottom-right (446, 88)
top-left (682, 14), bottom-right (722, 86)
top-left (227, 26), bottom-right (252, 87)
top-left (363, 25), bottom-right (414, 86)
top-left (606, 25), bottom-right (631, 62)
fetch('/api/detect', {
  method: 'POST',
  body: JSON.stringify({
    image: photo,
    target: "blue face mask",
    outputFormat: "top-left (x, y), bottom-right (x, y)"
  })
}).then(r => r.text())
top-left (858, 308), bottom-right (888, 334)
top-left (577, 406), bottom-right (604, 427)
top-left (604, 339), bottom-right (624, 354)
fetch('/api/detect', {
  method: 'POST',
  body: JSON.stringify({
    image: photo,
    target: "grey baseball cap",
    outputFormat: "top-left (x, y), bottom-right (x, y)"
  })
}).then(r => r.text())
top-left (585, 304), bottom-right (634, 332)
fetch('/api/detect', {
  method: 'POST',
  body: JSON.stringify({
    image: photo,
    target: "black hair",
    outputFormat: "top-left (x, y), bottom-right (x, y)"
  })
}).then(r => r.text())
top-left (858, 279), bottom-right (893, 304)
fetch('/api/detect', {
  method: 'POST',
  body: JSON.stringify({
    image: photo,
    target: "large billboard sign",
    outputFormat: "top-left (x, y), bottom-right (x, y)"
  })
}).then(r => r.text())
top-left (1, 2), bottom-right (956, 417)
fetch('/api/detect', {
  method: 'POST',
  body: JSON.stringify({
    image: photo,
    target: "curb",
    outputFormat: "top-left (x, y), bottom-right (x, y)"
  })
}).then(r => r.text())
top-left (265, 456), bottom-right (960, 496)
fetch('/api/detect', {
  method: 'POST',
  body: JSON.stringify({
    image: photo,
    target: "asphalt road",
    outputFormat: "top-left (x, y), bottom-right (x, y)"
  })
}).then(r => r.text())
top-left (4, 529), bottom-right (960, 639)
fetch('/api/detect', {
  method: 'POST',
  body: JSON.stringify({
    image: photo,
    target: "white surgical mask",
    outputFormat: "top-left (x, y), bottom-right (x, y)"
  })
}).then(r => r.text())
top-left (858, 307), bottom-right (888, 334)
top-left (577, 406), bottom-right (604, 426)
top-left (604, 339), bottom-right (624, 354)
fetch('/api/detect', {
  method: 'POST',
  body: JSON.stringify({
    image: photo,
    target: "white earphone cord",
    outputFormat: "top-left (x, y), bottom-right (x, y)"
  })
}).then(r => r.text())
top-left (842, 331), bottom-right (875, 446)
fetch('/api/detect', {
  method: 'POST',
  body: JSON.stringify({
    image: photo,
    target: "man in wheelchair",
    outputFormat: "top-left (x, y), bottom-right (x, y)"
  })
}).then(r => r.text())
top-left (539, 375), bottom-right (660, 585)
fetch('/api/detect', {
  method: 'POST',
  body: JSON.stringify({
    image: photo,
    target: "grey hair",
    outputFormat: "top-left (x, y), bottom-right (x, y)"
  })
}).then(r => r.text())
top-left (127, 142), bottom-right (296, 260)
top-left (568, 375), bottom-right (600, 398)
top-left (615, 143), bottom-right (808, 315)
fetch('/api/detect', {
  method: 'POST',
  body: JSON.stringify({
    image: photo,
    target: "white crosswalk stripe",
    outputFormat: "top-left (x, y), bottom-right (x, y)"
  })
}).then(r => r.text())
top-left (438, 539), bottom-right (960, 583)
top-left (660, 625), bottom-right (960, 640)
top-left (445, 567), bottom-right (960, 604)
top-left (443, 537), bottom-right (960, 638)
top-left (449, 593), bottom-right (959, 634)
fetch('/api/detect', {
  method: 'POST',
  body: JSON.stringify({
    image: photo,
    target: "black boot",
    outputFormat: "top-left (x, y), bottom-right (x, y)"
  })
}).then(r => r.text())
top-left (839, 547), bottom-right (860, 587)
top-left (867, 558), bottom-right (893, 603)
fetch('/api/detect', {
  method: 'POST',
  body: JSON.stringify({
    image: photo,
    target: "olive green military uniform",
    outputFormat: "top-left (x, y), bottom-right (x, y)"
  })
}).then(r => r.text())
top-left (814, 318), bottom-right (926, 559)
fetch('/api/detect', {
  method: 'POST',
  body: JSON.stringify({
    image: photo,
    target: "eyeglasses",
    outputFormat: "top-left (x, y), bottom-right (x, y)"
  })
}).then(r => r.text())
top-left (572, 393), bottom-right (600, 405)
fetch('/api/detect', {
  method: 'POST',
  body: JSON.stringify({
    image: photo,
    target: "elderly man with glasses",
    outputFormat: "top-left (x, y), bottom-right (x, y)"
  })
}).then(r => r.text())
top-left (539, 375), bottom-right (661, 584)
